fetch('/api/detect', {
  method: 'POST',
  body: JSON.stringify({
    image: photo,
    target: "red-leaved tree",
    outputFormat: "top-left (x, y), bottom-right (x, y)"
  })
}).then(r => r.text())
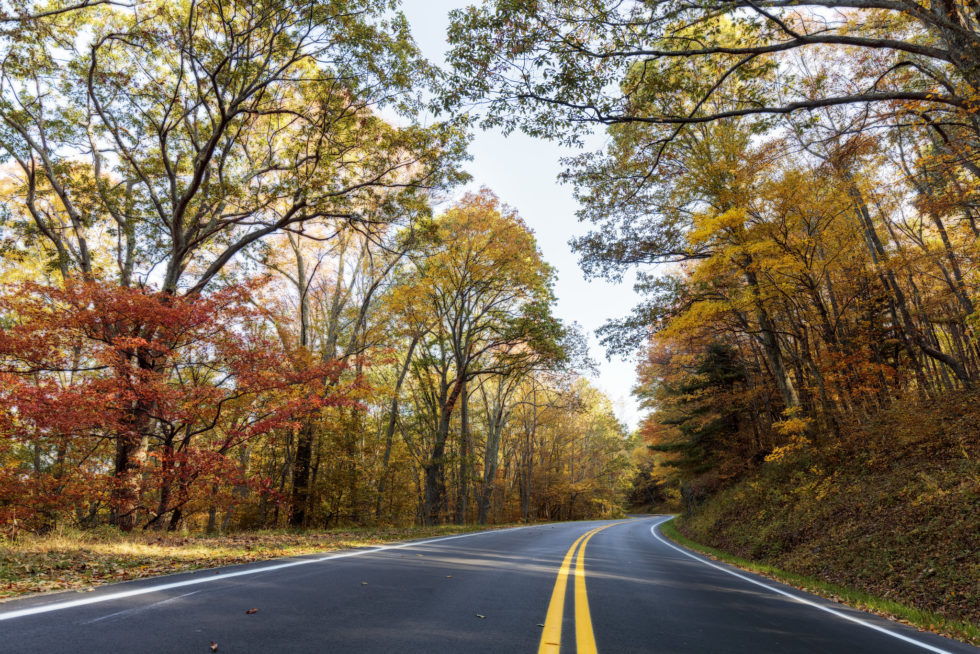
top-left (0, 280), bottom-right (350, 533)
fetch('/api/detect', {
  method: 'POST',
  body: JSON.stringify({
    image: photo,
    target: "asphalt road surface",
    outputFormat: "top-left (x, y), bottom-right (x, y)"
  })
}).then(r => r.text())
top-left (1, 516), bottom-right (976, 653)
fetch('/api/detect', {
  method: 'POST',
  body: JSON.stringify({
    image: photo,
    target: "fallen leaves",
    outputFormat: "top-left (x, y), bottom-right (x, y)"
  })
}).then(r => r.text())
top-left (245, 608), bottom-right (258, 614)
top-left (0, 524), bottom-right (505, 603)
top-left (673, 419), bottom-right (980, 645)
top-left (209, 641), bottom-right (218, 652)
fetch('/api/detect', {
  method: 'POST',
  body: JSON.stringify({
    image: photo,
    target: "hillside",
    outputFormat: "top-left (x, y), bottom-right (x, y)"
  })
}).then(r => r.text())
top-left (675, 392), bottom-right (980, 630)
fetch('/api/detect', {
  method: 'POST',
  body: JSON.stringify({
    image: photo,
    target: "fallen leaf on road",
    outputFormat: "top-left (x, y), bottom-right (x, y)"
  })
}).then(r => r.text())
top-left (360, 582), bottom-right (368, 586)
top-left (476, 614), bottom-right (486, 619)
top-left (245, 608), bottom-right (258, 614)
top-left (209, 641), bottom-right (218, 652)
top-left (445, 575), bottom-right (452, 578)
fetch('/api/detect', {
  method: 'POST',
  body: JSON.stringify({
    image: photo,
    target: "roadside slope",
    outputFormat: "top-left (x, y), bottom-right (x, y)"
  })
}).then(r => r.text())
top-left (676, 398), bottom-right (980, 633)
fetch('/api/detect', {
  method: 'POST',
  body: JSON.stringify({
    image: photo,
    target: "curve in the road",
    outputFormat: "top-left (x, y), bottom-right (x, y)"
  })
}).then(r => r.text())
top-left (0, 516), bottom-right (975, 654)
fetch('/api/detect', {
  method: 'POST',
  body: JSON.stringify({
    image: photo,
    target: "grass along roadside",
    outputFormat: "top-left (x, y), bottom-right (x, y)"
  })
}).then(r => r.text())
top-left (0, 524), bottom-right (514, 602)
top-left (659, 517), bottom-right (980, 647)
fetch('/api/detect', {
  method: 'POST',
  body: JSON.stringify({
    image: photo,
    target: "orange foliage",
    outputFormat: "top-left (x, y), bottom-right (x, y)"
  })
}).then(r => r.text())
top-left (0, 280), bottom-right (351, 533)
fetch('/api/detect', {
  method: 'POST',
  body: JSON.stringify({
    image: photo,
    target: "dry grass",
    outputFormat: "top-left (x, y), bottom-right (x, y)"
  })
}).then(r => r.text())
top-left (0, 524), bottom-right (507, 601)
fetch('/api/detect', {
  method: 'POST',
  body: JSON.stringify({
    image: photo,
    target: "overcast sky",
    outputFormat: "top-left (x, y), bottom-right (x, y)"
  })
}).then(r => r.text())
top-left (400, 1), bottom-right (643, 430)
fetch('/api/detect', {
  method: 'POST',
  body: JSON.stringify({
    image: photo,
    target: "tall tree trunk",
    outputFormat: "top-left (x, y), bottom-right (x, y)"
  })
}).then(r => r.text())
top-left (454, 379), bottom-right (470, 524)
top-left (375, 336), bottom-right (420, 521)
top-left (478, 399), bottom-right (506, 525)
top-left (146, 433), bottom-right (176, 531)
top-left (741, 267), bottom-right (799, 410)
top-left (422, 377), bottom-right (465, 525)
top-left (112, 397), bottom-right (153, 531)
top-left (927, 208), bottom-right (975, 318)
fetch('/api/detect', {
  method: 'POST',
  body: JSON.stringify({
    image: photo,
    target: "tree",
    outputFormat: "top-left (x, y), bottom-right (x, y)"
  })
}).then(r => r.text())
top-left (0, 0), bottom-right (466, 529)
top-left (445, 0), bottom-right (980, 151)
top-left (638, 342), bottom-right (751, 479)
top-left (402, 190), bottom-right (562, 524)
top-left (0, 280), bottom-right (343, 533)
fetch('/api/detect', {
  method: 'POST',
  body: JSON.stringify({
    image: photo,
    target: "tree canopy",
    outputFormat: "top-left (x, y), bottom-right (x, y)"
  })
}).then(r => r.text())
top-left (445, 0), bottom-right (980, 497)
top-left (0, 1), bottom-right (634, 533)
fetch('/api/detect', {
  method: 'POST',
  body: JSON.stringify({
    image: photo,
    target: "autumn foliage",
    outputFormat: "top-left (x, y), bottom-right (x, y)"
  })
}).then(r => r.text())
top-left (0, 281), bottom-right (347, 534)
top-left (0, 197), bottom-right (632, 535)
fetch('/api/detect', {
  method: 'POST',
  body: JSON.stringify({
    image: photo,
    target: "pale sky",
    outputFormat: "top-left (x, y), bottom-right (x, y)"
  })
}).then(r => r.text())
top-left (400, 1), bottom-right (643, 430)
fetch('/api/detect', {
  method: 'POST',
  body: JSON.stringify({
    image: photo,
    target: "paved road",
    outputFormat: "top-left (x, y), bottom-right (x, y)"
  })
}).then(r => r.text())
top-left (0, 516), bottom-right (976, 653)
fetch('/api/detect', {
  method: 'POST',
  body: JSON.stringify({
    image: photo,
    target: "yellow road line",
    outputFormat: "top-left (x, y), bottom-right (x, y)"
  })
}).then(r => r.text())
top-left (538, 528), bottom-right (599, 654)
top-left (538, 523), bottom-right (621, 654)
top-left (574, 528), bottom-right (602, 654)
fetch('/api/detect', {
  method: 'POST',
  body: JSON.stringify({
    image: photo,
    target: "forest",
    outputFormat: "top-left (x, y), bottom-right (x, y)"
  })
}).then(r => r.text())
top-left (0, 0), bottom-right (634, 535)
top-left (443, 0), bottom-right (980, 504)
top-left (3, 0), bottom-right (979, 540)
top-left (1, 0), bottom-right (978, 639)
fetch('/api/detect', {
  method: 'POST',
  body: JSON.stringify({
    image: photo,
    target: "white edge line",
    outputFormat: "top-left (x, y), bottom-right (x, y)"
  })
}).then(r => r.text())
top-left (80, 589), bottom-right (203, 625)
top-left (0, 526), bottom-right (526, 622)
top-left (649, 519), bottom-right (957, 654)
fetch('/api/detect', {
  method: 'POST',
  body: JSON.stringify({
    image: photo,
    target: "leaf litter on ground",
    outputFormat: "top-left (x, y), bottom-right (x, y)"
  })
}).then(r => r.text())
top-left (0, 524), bottom-right (508, 602)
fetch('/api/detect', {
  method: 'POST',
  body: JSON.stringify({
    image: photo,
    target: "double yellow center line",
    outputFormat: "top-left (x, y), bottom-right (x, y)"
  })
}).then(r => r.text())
top-left (538, 523), bottom-right (621, 654)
